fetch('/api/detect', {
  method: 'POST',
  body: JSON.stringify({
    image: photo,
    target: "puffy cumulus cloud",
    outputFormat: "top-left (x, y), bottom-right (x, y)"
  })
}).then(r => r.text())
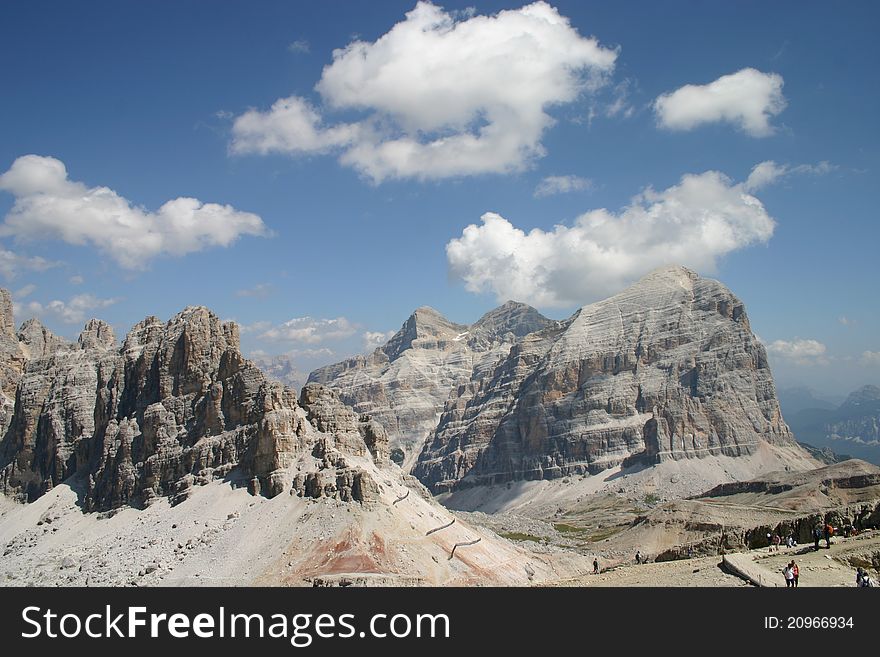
top-left (744, 160), bottom-right (836, 192)
top-left (862, 351), bottom-right (880, 366)
top-left (259, 316), bottom-right (358, 344)
top-left (230, 96), bottom-right (360, 156)
top-left (232, 1), bottom-right (617, 181)
top-left (15, 293), bottom-right (121, 325)
top-left (363, 330), bottom-right (395, 351)
top-left (0, 155), bottom-right (269, 270)
top-left (765, 338), bottom-right (829, 366)
top-left (447, 168), bottom-right (776, 307)
top-left (534, 175), bottom-right (594, 198)
top-left (654, 68), bottom-right (786, 137)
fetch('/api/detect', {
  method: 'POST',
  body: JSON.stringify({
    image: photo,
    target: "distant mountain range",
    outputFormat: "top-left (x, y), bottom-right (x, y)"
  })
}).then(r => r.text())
top-left (784, 384), bottom-right (880, 465)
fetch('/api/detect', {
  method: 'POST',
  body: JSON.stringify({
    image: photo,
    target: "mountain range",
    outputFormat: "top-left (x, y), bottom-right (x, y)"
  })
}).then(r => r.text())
top-left (313, 266), bottom-right (812, 493)
top-left (785, 384), bottom-right (880, 464)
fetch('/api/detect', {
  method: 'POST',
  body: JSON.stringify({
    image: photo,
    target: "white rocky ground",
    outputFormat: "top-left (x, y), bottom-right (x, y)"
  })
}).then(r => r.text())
top-left (0, 462), bottom-right (592, 587)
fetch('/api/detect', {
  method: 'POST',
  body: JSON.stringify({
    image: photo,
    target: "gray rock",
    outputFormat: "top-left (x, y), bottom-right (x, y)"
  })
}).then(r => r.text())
top-left (309, 301), bottom-right (554, 466)
top-left (0, 293), bottom-right (392, 511)
top-left (413, 266), bottom-right (802, 492)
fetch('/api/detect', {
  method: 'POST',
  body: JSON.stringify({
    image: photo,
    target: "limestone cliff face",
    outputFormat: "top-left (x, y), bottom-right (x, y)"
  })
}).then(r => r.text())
top-left (413, 266), bottom-right (797, 492)
top-left (0, 298), bottom-right (388, 510)
top-left (308, 302), bottom-right (554, 467)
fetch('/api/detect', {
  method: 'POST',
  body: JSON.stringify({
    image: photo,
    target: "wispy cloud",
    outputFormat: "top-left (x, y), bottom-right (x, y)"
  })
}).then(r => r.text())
top-left (363, 330), bottom-right (395, 351)
top-left (287, 40), bottom-right (310, 54)
top-left (534, 175), bottom-right (594, 198)
top-left (744, 160), bottom-right (836, 192)
top-left (258, 316), bottom-right (358, 344)
top-left (0, 246), bottom-right (60, 280)
top-left (14, 293), bottom-right (121, 325)
top-left (765, 338), bottom-right (829, 366)
top-left (235, 283), bottom-right (273, 298)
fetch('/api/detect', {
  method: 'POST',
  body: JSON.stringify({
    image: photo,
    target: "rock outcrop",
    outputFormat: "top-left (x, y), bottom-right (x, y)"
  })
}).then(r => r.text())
top-left (413, 266), bottom-right (801, 492)
top-left (0, 296), bottom-right (388, 510)
top-left (309, 301), bottom-right (554, 468)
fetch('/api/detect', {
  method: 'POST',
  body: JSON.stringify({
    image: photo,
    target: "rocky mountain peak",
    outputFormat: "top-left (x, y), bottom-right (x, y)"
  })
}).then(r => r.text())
top-left (0, 298), bottom-right (397, 510)
top-left (78, 319), bottom-right (116, 351)
top-left (381, 306), bottom-right (467, 361)
top-left (413, 267), bottom-right (801, 492)
top-left (469, 300), bottom-right (554, 346)
top-left (17, 318), bottom-right (69, 359)
top-left (842, 385), bottom-right (880, 408)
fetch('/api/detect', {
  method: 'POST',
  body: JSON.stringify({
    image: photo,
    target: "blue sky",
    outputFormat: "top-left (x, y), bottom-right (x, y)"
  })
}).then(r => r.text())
top-left (0, 0), bottom-right (877, 395)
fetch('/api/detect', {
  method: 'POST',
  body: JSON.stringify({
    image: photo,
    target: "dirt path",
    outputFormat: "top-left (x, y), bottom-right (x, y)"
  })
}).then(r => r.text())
top-left (550, 554), bottom-right (750, 587)
top-left (547, 531), bottom-right (880, 587)
top-left (746, 532), bottom-right (880, 587)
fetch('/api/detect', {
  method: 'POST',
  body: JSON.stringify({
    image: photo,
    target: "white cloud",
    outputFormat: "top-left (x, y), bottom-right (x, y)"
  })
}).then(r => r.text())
top-left (230, 96), bottom-right (360, 156)
top-left (69, 275), bottom-right (84, 285)
top-left (0, 246), bottom-right (59, 280)
top-left (14, 284), bottom-right (36, 299)
top-left (259, 316), bottom-right (357, 344)
top-left (235, 283), bottom-right (273, 298)
top-left (232, 1), bottom-right (617, 181)
top-left (363, 330), bottom-right (395, 351)
top-left (237, 320), bottom-right (272, 335)
top-left (744, 160), bottom-right (835, 192)
top-left (839, 316), bottom-right (854, 327)
top-left (288, 40), bottom-right (310, 54)
top-left (862, 351), bottom-right (880, 366)
top-left (0, 155), bottom-right (269, 270)
top-left (534, 175), bottom-right (594, 198)
top-left (447, 167), bottom-right (776, 307)
top-left (765, 338), bottom-right (829, 366)
top-left (654, 68), bottom-right (786, 137)
top-left (15, 294), bottom-right (121, 325)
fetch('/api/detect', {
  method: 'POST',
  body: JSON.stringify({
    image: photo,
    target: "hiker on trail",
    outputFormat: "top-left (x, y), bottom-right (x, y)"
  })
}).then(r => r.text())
top-left (772, 533), bottom-right (781, 552)
top-left (824, 523), bottom-right (833, 548)
top-left (813, 526), bottom-right (822, 551)
top-left (783, 564), bottom-right (794, 588)
top-left (593, 558), bottom-right (599, 574)
top-left (635, 550), bottom-right (642, 564)
top-left (786, 534), bottom-right (797, 548)
top-left (856, 568), bottom-right (865, 586)
top-left (791, 561), bottom-right (799, 588)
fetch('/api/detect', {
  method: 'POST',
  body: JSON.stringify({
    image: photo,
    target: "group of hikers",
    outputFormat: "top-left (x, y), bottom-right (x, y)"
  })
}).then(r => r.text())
top-left (766, 522), bottom-right (836, 553)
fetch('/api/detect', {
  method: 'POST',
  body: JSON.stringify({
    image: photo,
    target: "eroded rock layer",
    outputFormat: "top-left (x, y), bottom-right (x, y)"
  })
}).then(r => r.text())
top-left (309, 301), bottom-right (554, 467)
top-left (0, 298), bottom-right (388, 510)
top-left (413, 266), bottom-right (799, 492)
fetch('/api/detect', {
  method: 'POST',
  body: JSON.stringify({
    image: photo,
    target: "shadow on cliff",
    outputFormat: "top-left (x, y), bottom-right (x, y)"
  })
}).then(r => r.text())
top-left (604, 454), bottom-right (654, 482)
